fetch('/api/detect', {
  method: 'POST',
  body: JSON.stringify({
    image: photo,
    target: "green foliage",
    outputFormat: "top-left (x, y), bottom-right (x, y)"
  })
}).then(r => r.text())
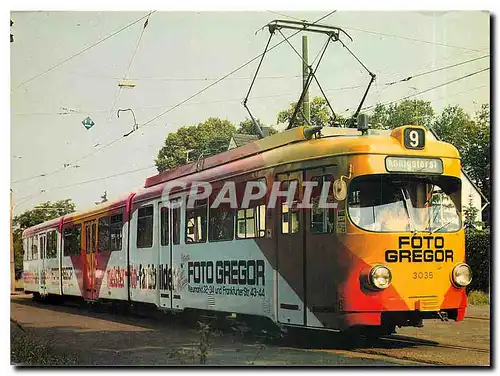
top-left (13, 199), bottom-right (75, 275)
top-left (464, 195), bottom-right (483, 230)
top-left (155, 118), bottom-right (236, 173)
top-left (465, 230), bottom-right (490, 293)
top-left (237, 118), bottom-right (278, 136)
top-left (369, 100), bottom-right (490, 209)
top-left (433, 104), bottom-right (490, 200)
top-left (369, 99), bottom-right (435, 130)
top-left (13, 199), bottom-right (75, 229)
top-left (467, 290), bottom-right (489, 306)
top-left (277, 97), bottom-right (344, 127)
top-left (14, 228), bottom-right (23, 275)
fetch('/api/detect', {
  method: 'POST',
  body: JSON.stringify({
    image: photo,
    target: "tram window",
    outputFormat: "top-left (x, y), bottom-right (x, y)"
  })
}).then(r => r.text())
top-left (91, 223), bottom-right (97, 253)
top-left (85, 223), bottom-right (92, 254)
top-left (23, 238), bottom-right (27, 261)
top-left (32, 235), bottom-right (38, 260)
top-left (236, 205), bottom-right (266, 239)
top-left (160, 207), bottom-right (169, 246)
top-left (110, 214), bottom-right (123, 251)
top-left (46, 230), bottom-right (57, 259)
top-left (137, 205), bottom-right (154, 248)
top-left (311, 175), bottom-right (335, 234)
top-left (281, 201), bottom-right (299, 234)
top-left (98, 216), bottom-right (111, 252)
top-left (348, 175), bottom-right (462, 233)
top-left (26, 237), bottom-right (32, 261)
top-left (63, 225), bottom-right (81, 256)
top-left (209, 204), bottom-right (234, 242)
top-left (172, 207), bottom-right (180, 245)
top-left (185, 199), bottom-right (207, 244)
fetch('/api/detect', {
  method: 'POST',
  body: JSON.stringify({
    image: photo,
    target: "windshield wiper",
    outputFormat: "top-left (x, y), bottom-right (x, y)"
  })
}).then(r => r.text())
top-left (431, 220), bottom-right (454, 234)
top-left (400, 188), bottom-right (418, 234)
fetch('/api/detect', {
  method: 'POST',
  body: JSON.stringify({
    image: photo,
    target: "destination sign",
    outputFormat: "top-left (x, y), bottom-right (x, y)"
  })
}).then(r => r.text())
top-left (385, 157), bottom-right (443, 174)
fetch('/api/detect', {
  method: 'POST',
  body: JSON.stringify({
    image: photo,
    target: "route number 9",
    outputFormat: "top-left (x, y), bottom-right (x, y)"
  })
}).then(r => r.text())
top-left (404, 128), bottom-right (425, 149)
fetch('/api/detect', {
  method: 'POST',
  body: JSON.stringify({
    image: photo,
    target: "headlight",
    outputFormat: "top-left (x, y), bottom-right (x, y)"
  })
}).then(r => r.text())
top-left (369, 265), bottom-right (392, 290)
top-left (452, 263), bottom-right (472, 287)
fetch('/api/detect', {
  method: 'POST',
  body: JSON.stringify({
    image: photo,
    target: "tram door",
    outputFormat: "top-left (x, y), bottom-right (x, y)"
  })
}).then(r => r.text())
top-left (158, 198), bottom-right (183, 310)
top-left (38, 233), bottom-right (47, 296)
top-left (304, 167), bottom-right (338, 328)
top-left (83, 220), bottom-right (97, 300)
top-left (275, 171), bottom-right (305, 326)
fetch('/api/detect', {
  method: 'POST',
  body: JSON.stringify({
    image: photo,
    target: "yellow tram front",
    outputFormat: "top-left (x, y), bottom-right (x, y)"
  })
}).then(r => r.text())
top-left (334, 125), bottom-right (471, 332)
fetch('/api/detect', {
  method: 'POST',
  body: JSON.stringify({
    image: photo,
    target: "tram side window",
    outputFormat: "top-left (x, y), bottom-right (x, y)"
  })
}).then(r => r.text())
top-left (186, 199), bottom-right (207, 244)
top-left (26, 237), bottom-right (32, 261)
top-left (236, 205), bottom-right (266, 239)
top-left (160, 207), bottom-right (169, 246)
top-left (98, 216), bottom-right (111, 252)
top-left (22, 238), bottom-right (27, 261)
top-left (311, 175), bottom-right (335, 234)
top-left (137, 205), bottom-right (154, 248)
top-left (98, 214), bottom-right (123, 252)
top-left (46, 230), bottom-right (57, 259)
top-left (32, 235), bottom-right (39, 260)
top-left (280, 180), bottom-right (299, 235)
top-left (172, 206), bottom-right (180, 245)
top-left (209, 204), bottom-right (234, 242)
top-left (110, 214), bottom-right (123, 251)
top-left (63, 225), bottom-right (81, 256)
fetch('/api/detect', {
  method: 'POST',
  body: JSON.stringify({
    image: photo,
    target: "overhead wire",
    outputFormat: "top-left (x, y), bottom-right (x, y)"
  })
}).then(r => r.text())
top-left (12, 83), bottom-right (365, 117)
top-left (383, 54), bottom-right (489, 87)
top-left (11, 9), bottom-right (339, 211)
top-left (11, 11), bottom-right (157, 93)
top-left (11, 10), bottom-right (339, 186)
top-left (97, 10), bottom-right (153, 149)
top-left (339, 25), bottom-right (488, 53)
top-left (136, 10), bottom-right (338, 131)
top-left (15, 69), bottom-right (488, 210)
top-left (362, 67), bottom-right (490, 112)
top-left (14, 52), bottom-right (488, 118)
top-left (14, 164), bottom-right (156, 209)
top-left (13, 67), bottom-right (489, 205)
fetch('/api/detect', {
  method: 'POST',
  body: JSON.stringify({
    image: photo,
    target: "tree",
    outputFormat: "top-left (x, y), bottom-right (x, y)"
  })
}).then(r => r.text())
top-left (13, 199), bottom-right (76, 229)
top-left (369, 99), bottom-right (435, 129)
top-left (277, 97), bottom-right (343, 128)
top-left (463, 195), bottom-right (483, 231)
top-left (433, 104), bottom-right (490, 200)
top-left (236, 118), bottom-right (278, 136)
top-left (13, 199), bottom-right (76, 274)
top-left (155, 118), bottom-right (236, 173)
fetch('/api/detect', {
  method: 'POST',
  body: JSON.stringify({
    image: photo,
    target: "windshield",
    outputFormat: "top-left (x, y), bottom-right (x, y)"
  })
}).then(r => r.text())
top-left (348, 174), bottom-right (462, 233)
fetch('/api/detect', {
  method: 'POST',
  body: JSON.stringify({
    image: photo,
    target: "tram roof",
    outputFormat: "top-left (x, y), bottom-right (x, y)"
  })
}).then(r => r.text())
top-left (142, 125), bottom-right (459, 190)
top-left (22, 217), bottom-right (62, 237)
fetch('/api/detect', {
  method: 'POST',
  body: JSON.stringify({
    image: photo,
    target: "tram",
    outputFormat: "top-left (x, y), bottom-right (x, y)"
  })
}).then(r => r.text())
top-left (22, 123), bottom-right (471, 335)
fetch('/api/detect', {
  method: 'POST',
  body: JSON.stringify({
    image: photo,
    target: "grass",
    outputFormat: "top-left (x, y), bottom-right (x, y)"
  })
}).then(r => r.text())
top-left (11, 319), bottom-right (78, 366)
top-left (468, 290), bottom-right (490, 306)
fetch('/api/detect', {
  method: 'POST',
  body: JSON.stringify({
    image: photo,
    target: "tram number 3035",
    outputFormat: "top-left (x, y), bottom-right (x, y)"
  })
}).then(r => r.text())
top-left (412, 271), bottom-right (434, 279)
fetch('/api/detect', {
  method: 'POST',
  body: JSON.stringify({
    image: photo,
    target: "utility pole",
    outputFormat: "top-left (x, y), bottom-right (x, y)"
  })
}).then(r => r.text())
top-left (302, 35), bottom-right (311, 125)
top-left (10, 189), bottom-right (15, 293)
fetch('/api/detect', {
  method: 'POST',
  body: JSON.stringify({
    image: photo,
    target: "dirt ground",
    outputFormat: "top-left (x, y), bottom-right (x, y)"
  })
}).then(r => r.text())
top-left (10, 294), bottom-right (490, 366)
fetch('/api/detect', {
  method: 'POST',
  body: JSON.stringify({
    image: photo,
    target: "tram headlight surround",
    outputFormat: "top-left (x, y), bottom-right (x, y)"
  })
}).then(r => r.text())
top-left (368, 265), bottom-right (392, 290)
top-left (451, 263), bottom-right (472, 288)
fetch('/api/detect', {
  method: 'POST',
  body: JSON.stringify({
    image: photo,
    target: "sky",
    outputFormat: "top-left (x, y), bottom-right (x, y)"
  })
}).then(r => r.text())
top-left (10, 10), bottom-right (490, 216)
